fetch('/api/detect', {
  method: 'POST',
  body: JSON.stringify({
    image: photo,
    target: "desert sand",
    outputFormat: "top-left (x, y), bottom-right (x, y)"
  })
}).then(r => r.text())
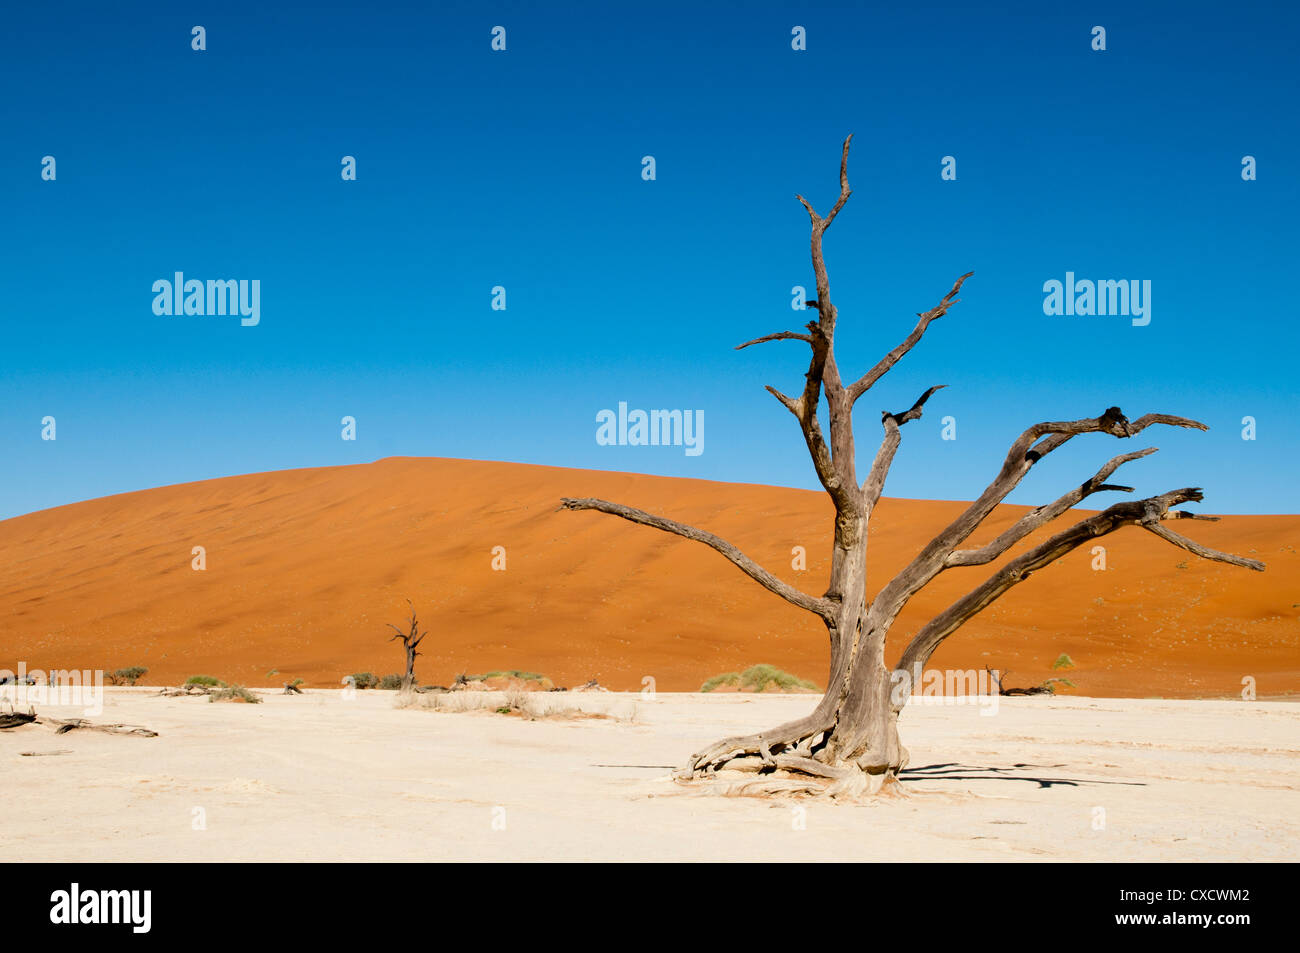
top-left (3, 688), bottom-right (1297, 862)
top-left (1, 457), bottom-right (1295, 697)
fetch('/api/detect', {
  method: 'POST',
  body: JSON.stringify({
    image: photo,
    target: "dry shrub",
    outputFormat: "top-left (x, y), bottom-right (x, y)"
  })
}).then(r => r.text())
top-left (396, 689), bottom-right (638, 722)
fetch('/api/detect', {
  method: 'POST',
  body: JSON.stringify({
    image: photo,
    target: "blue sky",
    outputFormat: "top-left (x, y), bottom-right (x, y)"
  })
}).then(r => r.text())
top-left (2, 1), bottom-right (1297, 519)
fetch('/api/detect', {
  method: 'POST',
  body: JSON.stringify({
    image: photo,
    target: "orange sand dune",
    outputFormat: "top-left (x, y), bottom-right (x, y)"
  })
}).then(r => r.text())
top-left (1, 457), bottom-right (1296, 697)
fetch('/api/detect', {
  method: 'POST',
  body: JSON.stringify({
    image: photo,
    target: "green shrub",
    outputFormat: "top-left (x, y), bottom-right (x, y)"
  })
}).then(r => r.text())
top-left (108, 666), bottom-right (148, 686)
top-left (1051, 654), bottom-right (1075, 671)
top-left (377, 673), bottom-right (404, 690)
top-left (209, 684), bottom-right (261, 704)
top-left (701, 672), bottom-right (740, 692)
top-left (350, 672), bottom-right (376, 689)
top-left (701, 665), bottom-right (818, 693)
top-left (739, 664), bottom-right (817, 693)
top-left (185, 675), bottom-right (225, 687)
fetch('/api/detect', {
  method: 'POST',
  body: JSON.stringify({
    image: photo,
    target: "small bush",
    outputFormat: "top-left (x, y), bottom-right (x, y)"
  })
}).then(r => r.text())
top-left (377, 673), bottom-right (405, 690)
top-left (701, 665), bottom-right (817, 693)
top-left (701, 672), bottom-right (741, 692)
top-left (1051, 653), bottom-right (1075, 671)
top-left (108, 666), bottom-right (148, 686)
top-left (1041, 677), bottom-right (1076, 693)
top-left (210, 684), bottom-right (261, 704)
top-left (185, 675), bottom-right (225, 687)
top-left (741, 664), bottom-right (817, 693)
top-left (350, 672), bottom-right (376, 690)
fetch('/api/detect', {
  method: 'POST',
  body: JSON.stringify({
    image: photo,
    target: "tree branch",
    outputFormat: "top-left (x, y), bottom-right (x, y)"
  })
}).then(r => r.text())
top-left (736, 331), bottom-right (814, 350)
top-left (862, 385), bottom-right (946, 510)
top-left (741, 137), bottom-right (866, 516)
top-left (847, 272), bottom-right (973, 403)
top-left (934, 408), bottom-right (1205, 559)
top-left (822, 133), bottom-right (853, 231)
top-left (893, 488), bottom-right (1264, 684)
top-left (868, 407), bottom-right (1211, 628)
top-left (945, 447), bottom-right (1157, 567)
top-left (1141, 520), bottom-right (1266, 570)
top-left (559, 497), bottom-right (835, 620)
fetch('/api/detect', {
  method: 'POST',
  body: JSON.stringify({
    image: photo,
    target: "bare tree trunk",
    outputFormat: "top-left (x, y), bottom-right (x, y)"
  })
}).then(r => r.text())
top-left (387, 600), bottom-right (427, 693)
top-left (562, 137), bottom-right (1263, 797)
top-left (403, 643), bottom-right (417, 692)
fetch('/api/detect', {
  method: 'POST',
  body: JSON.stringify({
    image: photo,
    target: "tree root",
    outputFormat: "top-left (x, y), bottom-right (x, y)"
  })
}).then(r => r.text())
top-left (675, 719), bottom-right (902, 799)
top-left (678, 713), bottom-right (834, 776)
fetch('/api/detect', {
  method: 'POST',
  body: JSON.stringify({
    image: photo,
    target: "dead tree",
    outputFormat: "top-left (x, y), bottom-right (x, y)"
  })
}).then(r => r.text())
top-left (387, 600), bottom-right (428, 692)
top-left (0, 709), bottom-right (37, 730)
top-left (561, 135), bottom-right (1265, 796)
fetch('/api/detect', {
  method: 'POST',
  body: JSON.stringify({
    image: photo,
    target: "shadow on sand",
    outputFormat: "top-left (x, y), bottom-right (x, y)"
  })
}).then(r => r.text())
top-left (901, 762), bottom-right (1147, 789)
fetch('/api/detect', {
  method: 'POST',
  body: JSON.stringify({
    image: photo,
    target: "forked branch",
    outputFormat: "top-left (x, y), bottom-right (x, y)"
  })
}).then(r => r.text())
top-left (894, 487), bottom-right (1264, 684)
top-left (387, 599), bottom-right (427, 651)
top-left (847, 272), bottom-right (973, 403)
top-left (868, 408), bottom-right (1214, 628)
top-left (945, 447), bottom-right (1158, 567)
top-left (862, 384), bottom-right (946, 509)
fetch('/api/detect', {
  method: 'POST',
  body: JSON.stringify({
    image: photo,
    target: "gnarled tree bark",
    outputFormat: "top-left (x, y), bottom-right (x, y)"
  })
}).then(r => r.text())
top-left (560, 136), bottom-right (1264, 797)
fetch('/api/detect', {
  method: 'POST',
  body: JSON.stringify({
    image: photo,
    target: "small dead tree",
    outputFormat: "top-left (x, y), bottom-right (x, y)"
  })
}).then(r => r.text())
top-left (561, 135), bottom-right (1265, 797)
top-left (386, 600), bottom-right (428, 692)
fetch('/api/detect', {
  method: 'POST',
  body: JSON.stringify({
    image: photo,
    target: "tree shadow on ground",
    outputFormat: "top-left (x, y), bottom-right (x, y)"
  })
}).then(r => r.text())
top-left (901, 762), bottom-right (1147, 789)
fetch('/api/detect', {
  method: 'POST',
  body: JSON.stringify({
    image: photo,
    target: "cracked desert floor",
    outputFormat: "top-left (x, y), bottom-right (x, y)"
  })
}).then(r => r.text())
top-left (4, 688), bottom-right (1297, 862)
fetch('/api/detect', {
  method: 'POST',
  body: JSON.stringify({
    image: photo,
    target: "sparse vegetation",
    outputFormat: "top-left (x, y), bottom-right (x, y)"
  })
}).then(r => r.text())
top-left (468, 669), bottom-right (545, 682)
top-left (209, 684), bottom-right (261, 704)
top-left (397, 688), bottom-right (638, 722)
top-left (107, 666), bottom-right (148, 686)
top-left (1052, 653), bottom-right (1075, 670)
top-left (701, 664), bottom-right (817, 693)
top-left (377, 673), bottom-right (404, 691)
top-left (350, 672), bottom-right (376, 689)
top-left (184, 675), bottom-right (225, 688)
top-left (701, 671), bottom-right (740, 692)
top-left (464, 670), bottom-right (555, 690)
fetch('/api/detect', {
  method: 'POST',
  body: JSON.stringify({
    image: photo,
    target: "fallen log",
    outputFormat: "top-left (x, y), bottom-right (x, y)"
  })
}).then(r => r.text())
top-left (0, 709), bottom-right (37, 730)
top-left (37, 717), bottom-right (158, 737)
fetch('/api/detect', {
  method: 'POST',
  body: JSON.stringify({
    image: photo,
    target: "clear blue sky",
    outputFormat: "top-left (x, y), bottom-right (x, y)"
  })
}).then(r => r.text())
top-left (3, 1), bottom-right (1297, 519)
